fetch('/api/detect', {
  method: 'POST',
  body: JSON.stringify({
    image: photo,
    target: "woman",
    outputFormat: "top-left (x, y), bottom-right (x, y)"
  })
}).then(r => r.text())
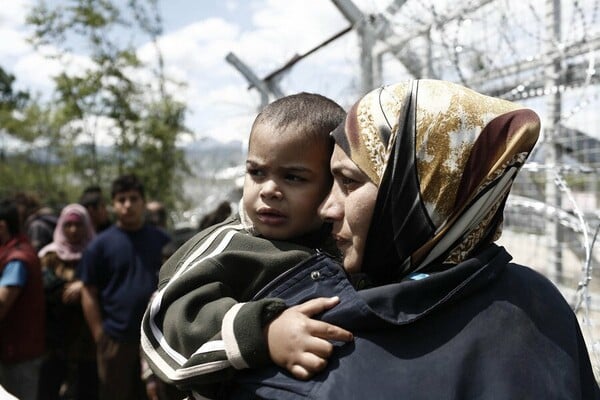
top-left (37, 203), bottom-right (97, 400)
top-left (230, 80), bottom-right (599, 399)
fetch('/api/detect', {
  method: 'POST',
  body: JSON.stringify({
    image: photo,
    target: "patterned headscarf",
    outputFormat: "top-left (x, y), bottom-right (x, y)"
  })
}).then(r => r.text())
top-left (38, 203), bottom-right (95, 261)
top-left (332, 79), bottom-right (540, 284)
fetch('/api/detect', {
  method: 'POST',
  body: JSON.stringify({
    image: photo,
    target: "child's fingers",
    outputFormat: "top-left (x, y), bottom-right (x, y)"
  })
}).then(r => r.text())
top-left (289, 353), bottom-right (329, 380)
top-left (304, 336), bottom-right (335, 358)
top-left (308, 319), bottom-right (353, 342)
top-left (293, 296), bottom-right (340, 316)
top-left (289, 364), bottom-right (311, 380)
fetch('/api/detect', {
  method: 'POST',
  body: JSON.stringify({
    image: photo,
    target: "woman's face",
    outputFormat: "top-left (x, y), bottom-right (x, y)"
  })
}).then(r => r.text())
top-left (63, 219), bottom-right (84, 244)
top-left (319, 145), bottom-right (379, 274)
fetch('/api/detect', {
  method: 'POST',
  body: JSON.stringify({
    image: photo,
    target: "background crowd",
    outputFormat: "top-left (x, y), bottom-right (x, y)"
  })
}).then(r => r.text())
top-left (0, 174), bottom-right (233, 400)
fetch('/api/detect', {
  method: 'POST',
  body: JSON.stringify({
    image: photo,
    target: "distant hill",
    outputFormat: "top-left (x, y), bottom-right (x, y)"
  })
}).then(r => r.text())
top-left (179, 137), bottom-right (246, 225)
top-left (183, 137), bottom-right (245, 178)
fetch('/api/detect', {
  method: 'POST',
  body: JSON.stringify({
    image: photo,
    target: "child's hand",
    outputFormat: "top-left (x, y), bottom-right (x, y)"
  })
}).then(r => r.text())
top-left (265, 296), bottom-right (353, 380)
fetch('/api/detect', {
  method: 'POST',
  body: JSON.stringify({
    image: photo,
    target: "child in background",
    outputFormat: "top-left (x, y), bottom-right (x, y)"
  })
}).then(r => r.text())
top-left (141, 92), bottom-right (352, 398)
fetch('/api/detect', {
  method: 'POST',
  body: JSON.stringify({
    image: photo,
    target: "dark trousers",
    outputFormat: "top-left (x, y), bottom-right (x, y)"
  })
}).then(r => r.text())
top-left (97, 334), bottom-right (146, 400)
top-left (38, 354), bottom-right (98, 400)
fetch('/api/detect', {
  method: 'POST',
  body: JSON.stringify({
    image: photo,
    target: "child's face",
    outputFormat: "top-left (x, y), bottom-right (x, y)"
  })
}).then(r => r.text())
top-left (243, 124), bottom-right (332, 240)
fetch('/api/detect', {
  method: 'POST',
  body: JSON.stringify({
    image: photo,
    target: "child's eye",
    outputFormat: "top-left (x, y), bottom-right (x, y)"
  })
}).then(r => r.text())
top-left (285, 174), bottom-right (306, 182)
top-left (247, 168), bottom-right (264, 178)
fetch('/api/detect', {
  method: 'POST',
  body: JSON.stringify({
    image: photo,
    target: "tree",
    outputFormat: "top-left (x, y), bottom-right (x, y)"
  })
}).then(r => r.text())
top-left (0, 66), bottom-right (43, 199)
top-left (0, 67), bottom-right (29, 112)
top-left (26, 0), bottom-right (190, 209)
top-left (0, 66), bottom-right (31, 144)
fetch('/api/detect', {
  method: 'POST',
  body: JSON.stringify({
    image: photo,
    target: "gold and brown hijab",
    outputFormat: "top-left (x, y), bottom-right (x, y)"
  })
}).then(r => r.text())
top-left (332, 79), bottom-right (540, 284)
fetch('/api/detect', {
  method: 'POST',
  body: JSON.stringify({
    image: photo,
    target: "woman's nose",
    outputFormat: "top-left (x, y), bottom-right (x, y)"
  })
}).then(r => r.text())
top-left (319, 188), bottom-right (343, 222)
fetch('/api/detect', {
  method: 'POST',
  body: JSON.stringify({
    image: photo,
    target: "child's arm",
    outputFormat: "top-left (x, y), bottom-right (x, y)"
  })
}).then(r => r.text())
top-left (141, 255), bottom-right (285, 389)
top-left (264, 296), bottom-right (354, 380)
top-left (140, 226), bottom-right (321, 391)
top-left (142, 262), bottom-right (352, 390)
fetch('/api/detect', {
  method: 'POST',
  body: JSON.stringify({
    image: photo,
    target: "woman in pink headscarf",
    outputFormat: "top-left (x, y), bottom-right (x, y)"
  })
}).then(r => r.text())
top-left (37, 203), bottom-right (97, 400)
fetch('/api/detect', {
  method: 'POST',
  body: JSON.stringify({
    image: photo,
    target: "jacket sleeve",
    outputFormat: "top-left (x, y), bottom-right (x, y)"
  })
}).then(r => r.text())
top-left (140, 230), bottom-right (288, 390)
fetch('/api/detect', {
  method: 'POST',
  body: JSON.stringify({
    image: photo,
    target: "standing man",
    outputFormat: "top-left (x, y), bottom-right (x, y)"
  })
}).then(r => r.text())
top-left (79, 175), bottom-right (170, 400)
top-left (79, 185), bottom-right (111, 234)
top-left (79, 185), bottom-right (112, 233)
top-left (0, 198), bottom-right (45, 399)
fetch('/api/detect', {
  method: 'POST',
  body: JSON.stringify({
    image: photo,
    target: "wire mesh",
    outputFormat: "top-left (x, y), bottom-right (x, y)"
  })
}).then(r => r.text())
top-left (375, 0), bottom-right (600, 377)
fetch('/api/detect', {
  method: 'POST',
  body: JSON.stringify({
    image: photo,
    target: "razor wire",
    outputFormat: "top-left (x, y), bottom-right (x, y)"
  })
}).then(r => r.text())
top-left (511, 162), bottom-right (600, 375)
top-left (557, 168), bottom-right (600, 377)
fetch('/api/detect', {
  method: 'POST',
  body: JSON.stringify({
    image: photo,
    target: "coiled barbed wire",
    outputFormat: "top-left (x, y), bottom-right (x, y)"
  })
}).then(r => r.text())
top-left (515, 164), bottom-right (600, 373)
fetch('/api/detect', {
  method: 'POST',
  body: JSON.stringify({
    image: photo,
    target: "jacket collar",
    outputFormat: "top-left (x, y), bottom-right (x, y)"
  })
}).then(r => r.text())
top-left (358, 244), bottom-right (511, 325)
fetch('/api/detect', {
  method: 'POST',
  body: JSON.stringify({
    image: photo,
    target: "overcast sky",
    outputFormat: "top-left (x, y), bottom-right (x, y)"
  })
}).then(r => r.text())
top-left (0, 0), bottom-right (404, 146)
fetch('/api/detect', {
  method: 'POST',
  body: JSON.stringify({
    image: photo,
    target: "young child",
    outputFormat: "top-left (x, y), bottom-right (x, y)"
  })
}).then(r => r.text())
top-left (141, 93), bottom-right (352, 397)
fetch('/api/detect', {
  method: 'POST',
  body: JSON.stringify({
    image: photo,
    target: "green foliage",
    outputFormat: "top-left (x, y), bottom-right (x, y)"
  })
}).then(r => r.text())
top-left (0, 66), bottom-right (31, 139)
top-left (15, 0), bottom-right (191, 210)
top-left (0, 67), bottom-right (29, 111)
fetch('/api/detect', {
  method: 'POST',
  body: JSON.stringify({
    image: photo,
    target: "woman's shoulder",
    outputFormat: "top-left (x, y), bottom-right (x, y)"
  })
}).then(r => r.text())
top-left (504, 263), bottom-right (565, 295)
top-left (499, 262), bottom-right (577, 324)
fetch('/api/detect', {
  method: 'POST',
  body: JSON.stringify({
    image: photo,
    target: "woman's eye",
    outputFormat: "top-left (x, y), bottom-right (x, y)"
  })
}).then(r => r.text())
top-left (338, 175), bottom-right (360, 192)
top-left (341, 176), bottom-right (356, 186)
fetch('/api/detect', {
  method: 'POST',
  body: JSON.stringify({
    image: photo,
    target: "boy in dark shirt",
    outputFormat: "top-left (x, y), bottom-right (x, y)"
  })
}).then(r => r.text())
top-left (80, 174), bottom-right (171, 400)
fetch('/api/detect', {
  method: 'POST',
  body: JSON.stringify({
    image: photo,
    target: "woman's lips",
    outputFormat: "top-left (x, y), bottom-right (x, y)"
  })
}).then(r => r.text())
top-left (333, 234), bottom-right (350, 251)
top-left (256, 209), bottom-right (287, 225)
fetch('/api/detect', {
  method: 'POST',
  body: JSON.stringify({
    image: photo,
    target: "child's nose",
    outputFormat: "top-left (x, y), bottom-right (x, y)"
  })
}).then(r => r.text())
top-left (260, 180), bottom-right (282, 199)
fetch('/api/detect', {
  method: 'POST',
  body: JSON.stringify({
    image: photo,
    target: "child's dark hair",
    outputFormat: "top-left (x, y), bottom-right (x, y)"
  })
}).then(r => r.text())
top-left (250, 92), bottom-right (345, 147)
top-left (0, 199), bottom-right (20, 236)
top-left (111, 174), bottom-right (145, 199)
